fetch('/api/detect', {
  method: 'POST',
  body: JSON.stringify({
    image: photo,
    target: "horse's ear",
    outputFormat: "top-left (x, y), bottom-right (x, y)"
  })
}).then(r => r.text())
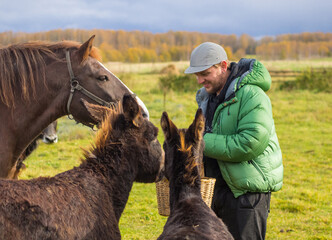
top-left (122, 94), bottom-right (142, 127)
top-left (160, 112), bottom-right (178, 141)
top-left (81, 98), bottom-right (109, 124)
top-left (77, 35), bottom-right (95, 63)
top-left (188, 108), bottom-right (205, 142)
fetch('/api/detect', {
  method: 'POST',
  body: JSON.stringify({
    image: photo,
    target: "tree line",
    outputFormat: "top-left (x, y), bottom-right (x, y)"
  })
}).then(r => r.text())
top-left (0, 29), bottom-right (331, 62)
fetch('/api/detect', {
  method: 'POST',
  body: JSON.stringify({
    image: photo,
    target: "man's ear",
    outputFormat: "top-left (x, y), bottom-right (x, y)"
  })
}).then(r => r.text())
top-left (160, 111), bottom-right (178, 141)
top-left (221, 60), bottom-right (228, 72)
top-left (122, 94), bottom-right (142, 127)
top-left (81, 98), bottom-right (110, 124)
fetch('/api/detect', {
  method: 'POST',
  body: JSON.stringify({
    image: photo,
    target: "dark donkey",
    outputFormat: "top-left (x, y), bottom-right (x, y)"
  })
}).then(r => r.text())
top-left (0, 35), bottom-right (149, 178)
top-left (14, 121), bottom-right (58, 179)
top-left (0, 95), bottom-right (164, 240)
top-left (158, 109), bottom-right (233, 240)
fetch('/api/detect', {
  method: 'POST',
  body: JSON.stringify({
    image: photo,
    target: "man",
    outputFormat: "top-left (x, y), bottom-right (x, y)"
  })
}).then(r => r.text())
top-left (184, 42), bottom-right (283, 240)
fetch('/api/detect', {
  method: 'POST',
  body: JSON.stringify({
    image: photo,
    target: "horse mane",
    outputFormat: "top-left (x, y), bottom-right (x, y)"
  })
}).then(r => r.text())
top-left (82, 102), bottom-right (124, 159)
top-left (178, 131), bottom-right (199, 186)
top-left (0, 40), bottom-right (101, 107)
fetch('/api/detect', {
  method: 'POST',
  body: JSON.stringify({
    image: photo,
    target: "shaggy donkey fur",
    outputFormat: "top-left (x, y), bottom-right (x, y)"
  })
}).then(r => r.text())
top-left (158, 109), bottom-right (233, 240)
top-left (0, 95), bottom-right (164, 240)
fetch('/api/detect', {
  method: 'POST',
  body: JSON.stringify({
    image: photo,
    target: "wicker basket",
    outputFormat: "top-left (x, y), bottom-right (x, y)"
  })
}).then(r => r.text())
top-left (156, 177), bottom-right (216, 216)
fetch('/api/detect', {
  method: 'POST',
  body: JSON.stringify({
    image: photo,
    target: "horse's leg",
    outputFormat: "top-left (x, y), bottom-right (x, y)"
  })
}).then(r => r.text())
top-left (0, 152), bottom-right (15, 179)
top-left (13, 156), bottom-right (27, 179)
top-left (8, 163), bottom-right (19, 179)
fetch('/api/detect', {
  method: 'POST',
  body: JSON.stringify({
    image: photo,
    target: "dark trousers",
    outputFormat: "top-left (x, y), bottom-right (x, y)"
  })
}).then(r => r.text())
top-left (212, 186), bottom-right (271, 240)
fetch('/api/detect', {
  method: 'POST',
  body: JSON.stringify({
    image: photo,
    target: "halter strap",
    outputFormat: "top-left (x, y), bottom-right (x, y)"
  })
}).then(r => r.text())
top-left (65, 51), bottom-right (114, 118)
top-left (66, 50), bottom-right (76, 80)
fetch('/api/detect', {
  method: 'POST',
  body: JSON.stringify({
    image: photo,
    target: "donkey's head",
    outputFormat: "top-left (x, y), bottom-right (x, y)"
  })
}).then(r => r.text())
top-left (160, 109), bottom-right (205, 183)
top-left (83, 94), bottom-right (164, 183)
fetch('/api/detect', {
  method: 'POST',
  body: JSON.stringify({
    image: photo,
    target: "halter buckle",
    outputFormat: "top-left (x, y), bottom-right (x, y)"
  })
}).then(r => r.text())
top-left (70, 80), bottom-right (79, 89)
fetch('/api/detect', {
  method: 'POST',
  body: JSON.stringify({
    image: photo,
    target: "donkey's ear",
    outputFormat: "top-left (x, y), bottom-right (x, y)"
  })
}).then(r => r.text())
top-left (160, 112), bottom-right (178, 141)
top-left (188, 108), bottom-right (205, 142)
top-left (77, 35), bottom-right (95, 63)
top-left (122, 94), bottom-right (142, 127)
top-left (81, 98), bottom-right (109, 123)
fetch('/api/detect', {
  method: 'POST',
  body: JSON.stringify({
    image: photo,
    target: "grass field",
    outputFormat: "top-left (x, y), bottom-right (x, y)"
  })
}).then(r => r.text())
top-left (20, 59), bottom-right (332, 239)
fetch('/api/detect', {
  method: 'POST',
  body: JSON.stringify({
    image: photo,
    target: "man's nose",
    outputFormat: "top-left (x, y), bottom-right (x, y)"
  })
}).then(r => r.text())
top-left (197, 75), bottom-right (205, 84)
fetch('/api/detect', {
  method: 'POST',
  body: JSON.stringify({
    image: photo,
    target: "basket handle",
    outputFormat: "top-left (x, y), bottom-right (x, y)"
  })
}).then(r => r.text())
top-left (199, 159), bottom-right (205, 177)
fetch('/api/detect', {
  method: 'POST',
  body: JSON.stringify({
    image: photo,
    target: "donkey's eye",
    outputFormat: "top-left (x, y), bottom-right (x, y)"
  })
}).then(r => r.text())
top-left (97, 75), bottom-right (109, 81)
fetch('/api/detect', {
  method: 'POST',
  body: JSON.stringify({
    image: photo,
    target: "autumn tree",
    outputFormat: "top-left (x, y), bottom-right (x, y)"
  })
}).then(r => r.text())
top-left (1, 30), bottom-right (331, 62)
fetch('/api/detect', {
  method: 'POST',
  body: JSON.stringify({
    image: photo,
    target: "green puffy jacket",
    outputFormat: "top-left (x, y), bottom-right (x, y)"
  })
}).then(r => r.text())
top-left (196, 59), bottom-right (283, 198)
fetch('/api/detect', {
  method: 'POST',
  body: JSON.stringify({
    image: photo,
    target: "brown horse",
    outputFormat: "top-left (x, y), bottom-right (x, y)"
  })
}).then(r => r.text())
top-left (0, 35), bottom-right (149, 178)
top-left (0, 94), bottom-right (164, 240)
top-left (14, 121), bottom-right (58, 179)
top-left (158, 109), bottom-right (233, 240)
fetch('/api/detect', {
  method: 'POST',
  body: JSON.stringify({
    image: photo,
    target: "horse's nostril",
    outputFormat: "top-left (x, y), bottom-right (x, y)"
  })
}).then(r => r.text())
top-left (142, 112), bottom-right (149, 119)
top-left (44, 136), bottom-right (58, 144)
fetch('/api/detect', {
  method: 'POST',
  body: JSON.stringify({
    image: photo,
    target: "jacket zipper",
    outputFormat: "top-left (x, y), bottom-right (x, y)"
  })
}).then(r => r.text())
top-left (248, 160), bottom-right (267, 181)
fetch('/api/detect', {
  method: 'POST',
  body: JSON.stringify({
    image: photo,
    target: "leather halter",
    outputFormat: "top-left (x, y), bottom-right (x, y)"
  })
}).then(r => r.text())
top-left (65, 50), bottom-right (114, 124)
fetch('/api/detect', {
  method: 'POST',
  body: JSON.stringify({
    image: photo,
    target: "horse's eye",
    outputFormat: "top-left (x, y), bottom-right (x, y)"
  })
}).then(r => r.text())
top-left (97, 75), bottom-right (108, 81)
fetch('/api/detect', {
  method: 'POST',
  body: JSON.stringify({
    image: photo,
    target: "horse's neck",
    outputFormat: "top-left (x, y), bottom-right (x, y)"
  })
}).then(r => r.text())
top-left (0, 59), bottom-right (69, 178)
top-left (80, 146), bottom-right (135, 221)
top-left (0, 100), bottom-right (59, 172)
top-left (10, 78), bottom-right (67, 148)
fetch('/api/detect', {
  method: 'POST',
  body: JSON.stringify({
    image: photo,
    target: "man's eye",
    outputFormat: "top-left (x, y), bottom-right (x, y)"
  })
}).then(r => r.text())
top-left (97, 75), bottom-right (109, 81)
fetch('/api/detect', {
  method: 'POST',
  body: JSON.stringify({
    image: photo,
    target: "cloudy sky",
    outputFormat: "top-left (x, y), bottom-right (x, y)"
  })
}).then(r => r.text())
top-left (0, 0), bottom-right (331, 37)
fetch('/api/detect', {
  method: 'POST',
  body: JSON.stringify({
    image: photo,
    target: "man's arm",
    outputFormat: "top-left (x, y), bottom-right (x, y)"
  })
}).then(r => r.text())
top-left (203, 86), bottom-right (273, 163)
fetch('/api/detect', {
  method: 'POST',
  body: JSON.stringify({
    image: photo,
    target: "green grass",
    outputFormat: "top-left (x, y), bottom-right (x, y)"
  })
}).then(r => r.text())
top-left (261, 58), bottom-right (332, 71)
top-left (266, 90), bottom-right (332, 240)
top-left (20, 60), bottom-right (332, 239)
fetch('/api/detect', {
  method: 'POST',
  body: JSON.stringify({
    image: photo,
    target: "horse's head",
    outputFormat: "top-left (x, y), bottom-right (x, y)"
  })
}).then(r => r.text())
top-left (160, 109), bottom-right (205, 182)
top-left (65, 35), bottom-right (149, 127)
top-left (82, 94), bottom-right (164, 183)
top-left (41, 121), bottom-right (58, 144)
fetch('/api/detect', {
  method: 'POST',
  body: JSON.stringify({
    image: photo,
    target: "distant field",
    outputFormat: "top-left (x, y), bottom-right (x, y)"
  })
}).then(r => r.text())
top-left (104, 61), bottom-right (190, 74)
top-left (104, 58), bottom-right (332, 74)
top-left (20, 59), bottom-right (331, 240)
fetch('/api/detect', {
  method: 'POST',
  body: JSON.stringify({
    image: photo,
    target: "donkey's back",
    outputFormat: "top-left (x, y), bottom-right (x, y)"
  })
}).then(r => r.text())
top-left (158, 194), bottom-right (232, 239)
top-left (0, 171), bottom-right (119, 240)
